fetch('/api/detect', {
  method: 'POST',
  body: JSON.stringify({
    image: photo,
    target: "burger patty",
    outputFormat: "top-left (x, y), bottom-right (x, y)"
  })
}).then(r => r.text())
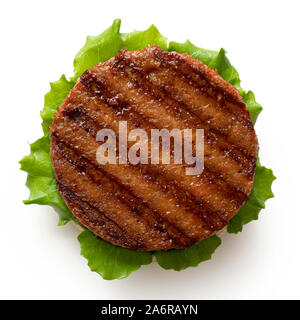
top-left (50, 45), bottom-right (258, 251)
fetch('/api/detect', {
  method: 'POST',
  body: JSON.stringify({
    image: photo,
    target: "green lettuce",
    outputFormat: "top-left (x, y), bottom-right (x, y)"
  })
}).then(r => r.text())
top-left (72, 19), bottom-right (123, 81)
top-left (41, 75), bottom-right (75, 135)
top-left (78, 230), bottom-right (152, 280)
top-left (19, 19), bottom-right (275, 279)
top-left (20, 75), bottom-right (75, 226)
top-left (227, 162), bottom-right (275, 233)
top-left (155, 235), bottom-right (221, 271)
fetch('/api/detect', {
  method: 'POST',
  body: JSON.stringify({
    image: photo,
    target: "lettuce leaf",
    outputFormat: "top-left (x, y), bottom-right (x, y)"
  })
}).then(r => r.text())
top-left (20, 75), bottom-right (75, 226)
top-left (20, 19), bottom-right (275, 279)
top-left (227, 163), bottom-right (276, 233)
top-left (121, 24), bottom-right (168, 51)
top-left (72, 19), bottom-right (123, 81)
top-left (169, 40), bottom-right (218, 65)
top-left (155, 235), bottom-right (221, 271)
top-left (19, 135), bottom-right (73, 226)
top-left (78, 230), bottom-right (153, 280)
top-left (72, 20), bottom-right (167, 80)
top-left (41, 75), bottom-right (75, 135)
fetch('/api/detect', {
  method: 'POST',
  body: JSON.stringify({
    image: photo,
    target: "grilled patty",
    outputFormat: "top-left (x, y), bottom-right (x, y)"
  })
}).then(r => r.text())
top-left (50, 45), bottom-right (258, 251)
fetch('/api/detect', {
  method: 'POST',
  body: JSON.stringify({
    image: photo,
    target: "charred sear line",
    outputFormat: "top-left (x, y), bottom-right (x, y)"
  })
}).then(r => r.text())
top-left (142, 166), bottom-right (229, 230)
top-left (202, 168), bottom-right (249, 205)
top-left (62, 107), bottom-right (82, 121)
top-left (153, 48), bottom-right (247, 111)
top-left (57, 182), bottom-right (138, 249)
top-left (53, 144), bottom-right (147, 250)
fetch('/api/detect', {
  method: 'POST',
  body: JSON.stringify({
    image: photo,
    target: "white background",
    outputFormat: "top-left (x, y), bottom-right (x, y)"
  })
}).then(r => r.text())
top-left (0, 0), bottom-right (299, 300)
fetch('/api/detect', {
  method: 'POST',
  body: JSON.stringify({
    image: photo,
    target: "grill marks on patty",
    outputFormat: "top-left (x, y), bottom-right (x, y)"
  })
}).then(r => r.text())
top-left (88, 61), bottom-right (254, 194)
top-left (52, 136), bottom-right (194, 249)
top-left (60, 79), bottom-right (247, 219)
top-left (50, 45), bottom-right (258, 251)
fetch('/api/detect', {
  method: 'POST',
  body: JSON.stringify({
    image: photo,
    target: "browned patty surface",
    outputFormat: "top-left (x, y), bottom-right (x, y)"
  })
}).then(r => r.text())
top-left (50, 45), bottom-right (258, 251)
